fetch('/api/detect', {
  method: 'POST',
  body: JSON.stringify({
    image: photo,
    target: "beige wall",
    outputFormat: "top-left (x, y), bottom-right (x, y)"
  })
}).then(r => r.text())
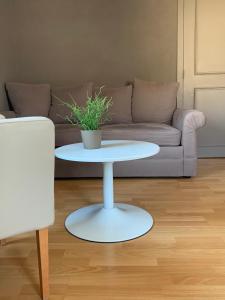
top-left (0, 1), bottom-right (15, 110)
top-left (0, 0), bottom-right (178, 109)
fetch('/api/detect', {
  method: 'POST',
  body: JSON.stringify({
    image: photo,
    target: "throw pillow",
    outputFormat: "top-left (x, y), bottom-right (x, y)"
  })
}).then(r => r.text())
top-left (132, 78), bottom-right (179, 123)
top-left (93, 85), bottom-right (132, 124)
top-left (49, 82), bottom-right (93, 124)
top-left (6, 82), bottom-right (51, 117)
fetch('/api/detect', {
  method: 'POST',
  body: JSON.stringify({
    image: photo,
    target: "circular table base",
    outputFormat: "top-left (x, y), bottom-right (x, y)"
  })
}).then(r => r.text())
top-left (65, 203), bottom-right (153, 243)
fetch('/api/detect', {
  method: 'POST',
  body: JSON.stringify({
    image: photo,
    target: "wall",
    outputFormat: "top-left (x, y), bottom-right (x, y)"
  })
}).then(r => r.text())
top-left (0, 1), bottom-right (15, 110)
top-left (0, 0), bottom-right (178, 108)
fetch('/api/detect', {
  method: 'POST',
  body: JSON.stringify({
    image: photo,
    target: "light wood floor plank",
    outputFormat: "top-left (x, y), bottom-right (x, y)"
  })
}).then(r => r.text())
top-left (1, 158), bottom-right (225, 299)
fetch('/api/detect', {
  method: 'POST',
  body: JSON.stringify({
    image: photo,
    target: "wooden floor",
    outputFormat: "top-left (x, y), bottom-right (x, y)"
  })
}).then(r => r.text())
top-left (1, 159), bottom-right (225, 300)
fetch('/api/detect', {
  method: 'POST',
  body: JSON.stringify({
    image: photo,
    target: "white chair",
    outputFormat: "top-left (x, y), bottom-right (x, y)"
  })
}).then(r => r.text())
top-left (0, 115), bottom-right (55, 300)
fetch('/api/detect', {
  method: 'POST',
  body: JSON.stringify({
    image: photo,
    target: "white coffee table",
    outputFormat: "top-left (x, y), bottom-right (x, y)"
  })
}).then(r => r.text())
top-left (55, 140), bottom-right (159, 243)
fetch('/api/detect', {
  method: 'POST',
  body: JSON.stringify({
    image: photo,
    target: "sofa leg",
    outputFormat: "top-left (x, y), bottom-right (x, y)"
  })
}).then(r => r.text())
top-left (183, 176), bottom-right (191, 178)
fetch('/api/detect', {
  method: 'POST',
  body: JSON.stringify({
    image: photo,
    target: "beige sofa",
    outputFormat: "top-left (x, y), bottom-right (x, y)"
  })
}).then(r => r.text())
top-left (1, 79), bottom-right (206, 177)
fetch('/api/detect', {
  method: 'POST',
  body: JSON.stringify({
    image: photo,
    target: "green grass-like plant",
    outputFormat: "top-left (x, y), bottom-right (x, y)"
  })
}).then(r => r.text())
top-left (56, 87), bottom-right (112, 130)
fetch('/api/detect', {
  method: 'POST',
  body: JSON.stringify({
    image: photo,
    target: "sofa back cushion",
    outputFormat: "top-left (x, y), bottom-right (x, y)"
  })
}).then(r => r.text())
top-left (132, 78), bottom-right (179, 124)
top-left (49, 83), bottom-right (93, 124)
top-left (94, 85), bottom-right (132, 124)
top-left (6, 82), bottom-right (51, 117)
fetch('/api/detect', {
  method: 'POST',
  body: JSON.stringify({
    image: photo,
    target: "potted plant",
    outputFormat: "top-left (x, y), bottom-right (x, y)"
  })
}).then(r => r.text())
top-left (58, 89), bottom-right (112, 149)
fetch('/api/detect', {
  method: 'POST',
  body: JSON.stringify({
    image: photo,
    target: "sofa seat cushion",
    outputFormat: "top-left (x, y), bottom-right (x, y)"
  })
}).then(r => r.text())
top-left (55, 123), bottom-right (181, 147)
top-left (55, 124), bottom-right (81, 147)
top-left (102, 123), bottom-right (181, 146)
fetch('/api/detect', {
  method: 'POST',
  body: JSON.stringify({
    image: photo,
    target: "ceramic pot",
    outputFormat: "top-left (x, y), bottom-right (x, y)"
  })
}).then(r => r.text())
top-left (81, 130), bottom-right (102, 149)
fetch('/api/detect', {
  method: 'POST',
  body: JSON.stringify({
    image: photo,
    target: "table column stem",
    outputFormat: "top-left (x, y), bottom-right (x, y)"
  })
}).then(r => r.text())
top-left (103, 162), bottom-right (114, 209)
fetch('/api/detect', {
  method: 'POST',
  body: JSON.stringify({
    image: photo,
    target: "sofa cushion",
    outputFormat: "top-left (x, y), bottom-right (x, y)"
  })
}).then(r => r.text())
top-left (94, 85), bottom-right (132, 124)
top-left (6, 82), bottom-right (51, 117)
top-left (49, 82), bottom-right (93, 124)
top-left (102, 123), bottom-right (181, 146)
top-left (55, 124), bottom-right (81, 147)
top-left (55, 123), bottom-right (181, 147)
top-left (132, 78), bottom-right (179, 124)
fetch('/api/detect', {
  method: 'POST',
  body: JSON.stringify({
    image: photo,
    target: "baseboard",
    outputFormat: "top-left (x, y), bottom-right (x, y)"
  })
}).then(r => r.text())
top-left (198, 146), bottom-right (225, 158)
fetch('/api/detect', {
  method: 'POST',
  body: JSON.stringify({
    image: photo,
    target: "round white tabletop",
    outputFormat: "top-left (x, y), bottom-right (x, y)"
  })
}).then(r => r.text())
top-left (55, 140), bottom-right (159, 163)
top-left (55, 140), bottom-right (160, 243)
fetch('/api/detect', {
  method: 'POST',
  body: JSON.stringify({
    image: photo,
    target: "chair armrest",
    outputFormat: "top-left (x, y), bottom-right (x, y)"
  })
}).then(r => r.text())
top-left (172, 108), bottom-right (206, 132)
top-left (0, 110), bottom-right (16, 118)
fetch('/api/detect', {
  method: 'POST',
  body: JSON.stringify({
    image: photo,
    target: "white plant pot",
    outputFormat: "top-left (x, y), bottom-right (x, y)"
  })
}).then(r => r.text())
top-left (81, 130), bottom-right (102, 149)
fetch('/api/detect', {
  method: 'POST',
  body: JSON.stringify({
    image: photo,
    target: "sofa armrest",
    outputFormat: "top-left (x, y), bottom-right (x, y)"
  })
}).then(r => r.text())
top-left (172, 108), bottom-right (206, 176)
top-left (172, 108), bottom-right (206, 133)
top-left (0, 110), bottom-right (16, 118)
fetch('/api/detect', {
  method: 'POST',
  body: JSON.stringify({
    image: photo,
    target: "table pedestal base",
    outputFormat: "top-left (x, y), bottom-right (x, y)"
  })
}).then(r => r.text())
top-left (65, 203), bottom-right (153, 243)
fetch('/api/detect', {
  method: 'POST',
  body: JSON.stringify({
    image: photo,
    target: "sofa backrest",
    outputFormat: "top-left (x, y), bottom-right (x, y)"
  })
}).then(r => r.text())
top-left (5, 79), bottom-right (179, 124)
top-left (6, 82), bottom-right (51, 117)
top-left (132, 78), bottom-right (179, 124)
top-left (49, 83), bottom-right (93, 124)
top-left (93, 85), bottom-right (132, 124)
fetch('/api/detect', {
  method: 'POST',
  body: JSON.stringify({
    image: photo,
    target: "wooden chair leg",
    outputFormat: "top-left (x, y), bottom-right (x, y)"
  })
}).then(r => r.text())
top-left (0, 239), bottom-right (6, 246)
top-left (36, 228), bottom-right (49, 300)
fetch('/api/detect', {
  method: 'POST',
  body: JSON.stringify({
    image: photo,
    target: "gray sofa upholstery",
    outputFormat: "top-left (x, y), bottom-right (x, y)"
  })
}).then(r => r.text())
top-left (53, 109), bottom-right (205, 177)
top-left (0, 108), bottom-right (205, 177)
top-left (173, 109), bottom-right (206, 177)
top-left (1, 80), bottom-right (206, 177)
